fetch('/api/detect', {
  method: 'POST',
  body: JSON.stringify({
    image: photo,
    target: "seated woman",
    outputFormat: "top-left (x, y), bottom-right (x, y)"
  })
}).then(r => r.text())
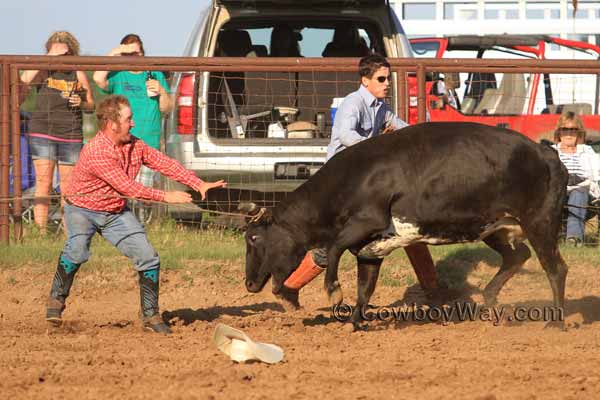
top-left (552, 112), bottom-right (600, 246)
top-left (269, 24), bottom-right (302, 57)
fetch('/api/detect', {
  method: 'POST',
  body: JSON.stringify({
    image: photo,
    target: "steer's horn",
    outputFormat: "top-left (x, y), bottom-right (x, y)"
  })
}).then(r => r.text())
top-left (238, 202), bottom-right (259, 214)
top-left (249, 207), bottom-right (267, 223)
top-left (238, 202), bottom-right (267, 223)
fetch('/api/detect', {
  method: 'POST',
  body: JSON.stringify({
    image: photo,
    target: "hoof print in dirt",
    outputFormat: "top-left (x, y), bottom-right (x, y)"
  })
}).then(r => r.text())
top-left (565, 313), bottom-right (584, 330)
top-left (46, 319), bottom-right (63, 329)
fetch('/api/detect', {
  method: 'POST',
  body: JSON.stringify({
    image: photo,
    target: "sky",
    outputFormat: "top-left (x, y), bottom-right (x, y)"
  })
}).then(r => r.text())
top-left (0, 0), bottom-right (211, 56)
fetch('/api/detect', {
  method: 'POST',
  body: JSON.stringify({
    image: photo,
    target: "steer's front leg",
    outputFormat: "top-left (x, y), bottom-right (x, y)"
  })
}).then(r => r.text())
top-left (352, 256), bottom-right (383, 331)
top-left (326, 215), bottom-right (390, 307)
top-left (325, 247), bottom-right (344, 306)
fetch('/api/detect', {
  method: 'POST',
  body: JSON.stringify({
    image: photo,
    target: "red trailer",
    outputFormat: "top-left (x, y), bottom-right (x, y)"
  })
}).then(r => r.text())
top-left (409, 35), bottom-right (600, 142)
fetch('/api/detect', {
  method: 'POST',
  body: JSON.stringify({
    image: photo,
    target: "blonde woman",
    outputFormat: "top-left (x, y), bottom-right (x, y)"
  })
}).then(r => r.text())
top-left (21, 31), bottom-right (94, 233)
top-left (552, 112), bottom-right (600, 246)
top-left (553, 111), bottom-right (587, 144)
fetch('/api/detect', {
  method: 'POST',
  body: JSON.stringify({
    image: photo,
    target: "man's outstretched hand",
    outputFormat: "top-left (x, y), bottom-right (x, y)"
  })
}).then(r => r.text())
top-left (163, 180), bottom-right (227, 204)
top-left (198, 180), bottom-right (227, 200)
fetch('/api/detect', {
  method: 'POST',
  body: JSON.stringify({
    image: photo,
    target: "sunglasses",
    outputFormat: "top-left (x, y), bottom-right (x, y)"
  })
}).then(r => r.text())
top-left (556, 127), bottom-right (581, 135)
top-left (121, 51), bottom-right (142, 56)
top-left (375, 75), bottom-right (391, 83)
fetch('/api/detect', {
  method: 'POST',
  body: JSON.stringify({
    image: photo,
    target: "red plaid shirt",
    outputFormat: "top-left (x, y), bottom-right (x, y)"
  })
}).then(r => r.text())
top-left (66, 130), bottom-right (204, 213)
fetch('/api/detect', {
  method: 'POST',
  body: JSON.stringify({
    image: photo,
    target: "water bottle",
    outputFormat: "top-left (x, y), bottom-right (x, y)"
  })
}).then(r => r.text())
top-left (146, 71), bottom-right (159, 97)
top-left (316, 112), bottom-right (325, 137)
top-left (67, 82), bottom-right (79, 111)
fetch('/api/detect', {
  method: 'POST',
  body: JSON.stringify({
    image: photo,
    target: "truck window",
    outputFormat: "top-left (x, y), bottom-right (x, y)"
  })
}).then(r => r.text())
top-left (246, 26), bottom-right (375, 57)
top-left (207, 21), bottom-right (383, 140)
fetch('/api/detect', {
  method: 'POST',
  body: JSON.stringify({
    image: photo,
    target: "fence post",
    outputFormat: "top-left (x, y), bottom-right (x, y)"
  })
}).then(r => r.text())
top-left (595, 73), bottom-right (600, 115)
top-left (416, 64), bottom-right (427, 123)
top-left (0, 62), bottom-right (10, 245)
top-left (10, 66), bottom-right (22, 241)
top-left (396, 68), bottom-right (407, 122)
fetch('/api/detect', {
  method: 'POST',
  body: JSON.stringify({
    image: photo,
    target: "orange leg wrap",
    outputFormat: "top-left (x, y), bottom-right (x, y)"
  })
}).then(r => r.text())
top-left (283, 251), bottom-right (325, 290)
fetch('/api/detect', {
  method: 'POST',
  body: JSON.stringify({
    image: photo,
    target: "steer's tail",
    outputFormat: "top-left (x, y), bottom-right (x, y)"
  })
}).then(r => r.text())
top-left (533, 146), bottom-right (568, 236)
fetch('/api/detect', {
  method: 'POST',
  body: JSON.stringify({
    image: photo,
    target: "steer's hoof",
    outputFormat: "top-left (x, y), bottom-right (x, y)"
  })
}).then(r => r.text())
top-left (544, 320), bottom-right (566, 331)
top-left (351, 321), bottom-right (369, 332)
top-left (327, 281), bottom-right (344, 306)
top-left (275, 286), bottom-right (300, 311)
top-left (482, 291), bottom-right (498, 307)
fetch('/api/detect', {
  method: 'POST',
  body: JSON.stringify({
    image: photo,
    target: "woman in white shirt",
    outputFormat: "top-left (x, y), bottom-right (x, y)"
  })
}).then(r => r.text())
top-left (552, 112), bottom-right (600, 246)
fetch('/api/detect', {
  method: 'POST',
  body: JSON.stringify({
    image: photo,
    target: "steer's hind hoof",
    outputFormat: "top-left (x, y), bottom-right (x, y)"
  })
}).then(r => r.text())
top-left (327, 281), bottom-right (344, 306)
top-left (351, 321), bottom-right (369, 332)
top-left (544, 320), bottom-right (566, 331)
top-left (482, 291), bottom-right (499, 307)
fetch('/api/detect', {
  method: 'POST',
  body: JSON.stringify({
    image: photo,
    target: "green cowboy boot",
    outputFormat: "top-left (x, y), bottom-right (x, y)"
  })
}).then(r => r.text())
top-left (138, 268), bottom-right (172, 334)
top-left (46, 254), bottom-right (81, 325)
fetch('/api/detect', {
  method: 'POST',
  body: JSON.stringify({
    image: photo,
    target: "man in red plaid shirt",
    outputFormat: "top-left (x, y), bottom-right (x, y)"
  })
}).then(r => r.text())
top-left (46, 95), bottom-right (226, 334)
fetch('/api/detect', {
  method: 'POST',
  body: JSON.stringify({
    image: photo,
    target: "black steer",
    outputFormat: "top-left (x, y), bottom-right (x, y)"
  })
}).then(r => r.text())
top-left (242, 122), bottom-right (569, 328)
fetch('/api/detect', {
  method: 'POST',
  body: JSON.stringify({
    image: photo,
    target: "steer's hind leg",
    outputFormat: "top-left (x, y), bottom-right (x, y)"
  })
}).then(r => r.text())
top-left (521, 221), bottom-right (568, 314)
top-left (482, 233), bottom-right (531, 306)
top-left (351, 257), bottom-right (383, 330)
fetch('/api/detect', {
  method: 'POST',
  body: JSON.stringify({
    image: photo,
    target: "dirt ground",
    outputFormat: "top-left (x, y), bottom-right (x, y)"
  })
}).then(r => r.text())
top-left (2, 253), bottom-right (600, 400)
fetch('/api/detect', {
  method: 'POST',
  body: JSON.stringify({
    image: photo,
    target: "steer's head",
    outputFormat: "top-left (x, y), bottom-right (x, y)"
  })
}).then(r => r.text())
top-left (239, 203), bottom-right (305, 308)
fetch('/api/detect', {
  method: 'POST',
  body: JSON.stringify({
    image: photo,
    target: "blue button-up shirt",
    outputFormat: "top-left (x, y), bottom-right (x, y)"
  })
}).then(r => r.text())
top-left (326, 85), bottom-right (408, 160)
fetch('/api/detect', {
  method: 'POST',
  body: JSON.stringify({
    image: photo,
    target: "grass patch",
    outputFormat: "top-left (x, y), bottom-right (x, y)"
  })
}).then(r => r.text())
top-left (0, 219), bottom-right (244, 272)
top-left (3, 222), bottom-right (600, 287)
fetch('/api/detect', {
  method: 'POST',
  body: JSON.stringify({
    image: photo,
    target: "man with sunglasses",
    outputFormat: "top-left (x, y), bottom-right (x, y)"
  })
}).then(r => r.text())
top-left (326, 54), bottom-right (406, 160)
top-left (287, 55), bottom-right (439, 301)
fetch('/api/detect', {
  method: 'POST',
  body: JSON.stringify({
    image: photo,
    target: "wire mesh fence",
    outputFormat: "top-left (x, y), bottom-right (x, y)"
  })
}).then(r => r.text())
top-left (2, 56), bottom-right (600, 245)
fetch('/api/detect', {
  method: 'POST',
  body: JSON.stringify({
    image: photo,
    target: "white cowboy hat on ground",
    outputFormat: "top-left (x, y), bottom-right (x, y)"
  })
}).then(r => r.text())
top-left (213, 323), bottom-right (284, 364)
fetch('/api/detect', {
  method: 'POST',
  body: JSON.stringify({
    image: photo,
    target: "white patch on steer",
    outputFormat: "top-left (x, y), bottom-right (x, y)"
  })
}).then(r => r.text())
top-left (357, 217), bottom-right (448, 258)
top-left (356, 215), bottom-right (526, 258)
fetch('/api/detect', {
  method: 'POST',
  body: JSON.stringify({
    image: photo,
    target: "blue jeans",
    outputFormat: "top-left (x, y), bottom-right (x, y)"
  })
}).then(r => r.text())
top-left (62, 204), bottom-right (159, 271)
top-left (29, 136), bottom-right (83, 165)
top-left (566, 189), bottom-right (589, 241)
